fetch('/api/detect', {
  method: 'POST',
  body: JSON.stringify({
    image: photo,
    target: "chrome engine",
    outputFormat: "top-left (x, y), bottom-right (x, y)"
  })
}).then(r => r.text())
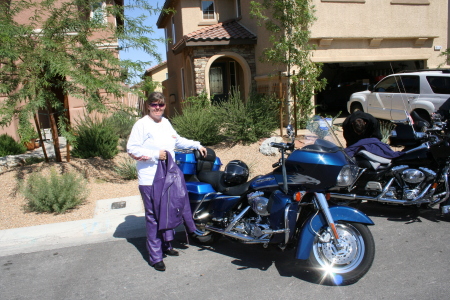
top-left (382, 165), bottom-right (436, 201)
top-left (330, 164), bottom-right (446, 206)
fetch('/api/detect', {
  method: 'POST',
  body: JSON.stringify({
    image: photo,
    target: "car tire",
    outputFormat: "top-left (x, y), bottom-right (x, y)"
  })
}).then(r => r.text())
top-left (350, 103), bottom-right (363, 114)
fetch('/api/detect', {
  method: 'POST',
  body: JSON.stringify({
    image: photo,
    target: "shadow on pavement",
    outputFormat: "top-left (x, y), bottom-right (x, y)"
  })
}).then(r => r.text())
top-left (187, 236), bottom-right (327, 285)
top-left (354, 201), bottom-right (449, 224)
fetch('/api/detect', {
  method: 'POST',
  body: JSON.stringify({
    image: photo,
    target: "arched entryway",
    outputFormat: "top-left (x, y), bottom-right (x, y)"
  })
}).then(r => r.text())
top-left (204, 52), bottom-right (251, 103)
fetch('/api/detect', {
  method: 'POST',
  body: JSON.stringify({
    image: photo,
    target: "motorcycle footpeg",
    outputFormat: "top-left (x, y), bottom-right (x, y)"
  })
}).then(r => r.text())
top-left (192, 229), bottom-right (208, 237)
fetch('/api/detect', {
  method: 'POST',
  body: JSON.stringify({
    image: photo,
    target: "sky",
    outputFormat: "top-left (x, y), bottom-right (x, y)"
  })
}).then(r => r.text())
top-left (118, 1), bottom-right (167, 84)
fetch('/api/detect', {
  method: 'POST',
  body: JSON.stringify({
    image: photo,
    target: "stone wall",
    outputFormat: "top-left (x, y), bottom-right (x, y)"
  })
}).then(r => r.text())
top-left (192, 45), bottom-right (256, 95)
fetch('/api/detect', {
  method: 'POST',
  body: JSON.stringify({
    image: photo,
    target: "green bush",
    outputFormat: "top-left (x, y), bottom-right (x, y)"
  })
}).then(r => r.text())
top-left (104, 109), bottom-right (140, 139)
top-left (21, 168), bottom-right (88, 214)
top-left (216, 90), bottom-right (279, 144)
top-left (0, 134), bottom-right (27, 157)
top-left (379, 119), bottom-right (396, 144)
top-left (71, 116), bottom-right (119, 159)
top-left (114, 156), bottom-right (138, 180)
top-left (17, 111), bottom-right (38, 144)
top-left (171, 94), bottom-right (223, 146)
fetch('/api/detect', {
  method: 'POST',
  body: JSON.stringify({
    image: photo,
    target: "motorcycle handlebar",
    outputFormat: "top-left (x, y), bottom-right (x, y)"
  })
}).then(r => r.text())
top-left (270, 142), bottom-right (295, 151)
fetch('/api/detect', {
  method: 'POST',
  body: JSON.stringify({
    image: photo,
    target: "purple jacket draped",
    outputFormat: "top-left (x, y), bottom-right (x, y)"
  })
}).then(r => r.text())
top-left (151, 152), bottom-right (197, 233)
top-left (345, 138), bottom-right (404, 159)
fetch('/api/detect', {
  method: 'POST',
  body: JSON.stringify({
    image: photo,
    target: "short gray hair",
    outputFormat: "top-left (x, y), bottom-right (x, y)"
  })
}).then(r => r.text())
top-left (146, 92), bottom-right (165, 105)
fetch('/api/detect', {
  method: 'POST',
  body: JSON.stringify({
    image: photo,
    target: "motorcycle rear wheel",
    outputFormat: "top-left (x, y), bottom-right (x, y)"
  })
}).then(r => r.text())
top-left (308, 222), bottom-right (375, 286)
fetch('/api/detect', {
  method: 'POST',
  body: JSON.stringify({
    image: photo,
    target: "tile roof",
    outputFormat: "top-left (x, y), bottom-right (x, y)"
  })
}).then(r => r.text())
top-left (185, 20), bottom-right (256, 42)
top-left (145, 61), bottom-right (167, 73)
top-left (173, 20), bottom-right (256, 52)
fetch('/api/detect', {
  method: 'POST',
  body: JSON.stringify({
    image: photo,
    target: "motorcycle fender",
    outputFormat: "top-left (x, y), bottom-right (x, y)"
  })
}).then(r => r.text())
top-left (295, 206), bottom-right (374, 260)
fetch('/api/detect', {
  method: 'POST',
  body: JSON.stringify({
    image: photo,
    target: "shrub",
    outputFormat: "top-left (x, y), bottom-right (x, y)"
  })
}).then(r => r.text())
top-left (0, 134), bottom-right (27, 157)
top-left (379, 119), bottom-right (396, 144)
top-left (21, 168), bottom-right (88, 214)
top-left (71, 116), bottom-right (119, 159)
top-left (216, 90), bottom-right (279, 144)
top-left (114, 156), bottom-right (138, 180)
top-left (104, 109), bottom-right (140, 139)
top-left (23, 156), bottom-right (45, 165)
top-left (171, 94), bottom-right (223, 146)
top-left (17, 111), bottom-right (38, 144)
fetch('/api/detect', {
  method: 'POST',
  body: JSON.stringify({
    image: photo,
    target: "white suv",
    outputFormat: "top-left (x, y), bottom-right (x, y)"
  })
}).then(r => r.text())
top-left (347, 70), bottom-right (450, 122)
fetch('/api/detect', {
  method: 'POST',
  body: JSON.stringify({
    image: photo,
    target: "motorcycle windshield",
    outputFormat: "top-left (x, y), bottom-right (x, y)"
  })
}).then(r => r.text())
top-left (303, 116), bottom-right (354, 162)
top-left (303, 116), bottom-right (341, 150)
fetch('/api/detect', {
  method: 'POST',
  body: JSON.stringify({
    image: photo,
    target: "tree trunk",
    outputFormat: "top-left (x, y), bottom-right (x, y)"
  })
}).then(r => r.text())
top-left (33, 113), bottom-right (49, 162)
top-left (47, 103), bottom-right (62, 162)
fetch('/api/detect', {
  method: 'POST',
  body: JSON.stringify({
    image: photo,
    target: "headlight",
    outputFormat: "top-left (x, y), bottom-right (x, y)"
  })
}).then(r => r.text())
top-left (336, 165), bottom-right (359, 187)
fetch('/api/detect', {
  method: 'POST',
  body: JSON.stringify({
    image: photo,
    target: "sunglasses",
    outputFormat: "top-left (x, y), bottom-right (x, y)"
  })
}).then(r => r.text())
top-left (149, 103), bottom-right (166, 108)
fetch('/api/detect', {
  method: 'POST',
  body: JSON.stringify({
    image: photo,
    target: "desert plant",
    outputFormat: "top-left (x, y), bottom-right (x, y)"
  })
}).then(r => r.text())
top-left (23, 156), bottom-right (46, 166)
top-left (21, 168), bottom-right (88, 213)
top-left (379, 119), bottom-right (396, 143)
top-left (17, 111), bottom-right (38, 144)
top-left (104, 109), bottom-right (140, 139)
top-left (71, 116), bottom-right (119, 159)
top-left (171, 94), bottom-right (223, 146)
top-left (216, 90), bottom-right (279, 144)
top-left (0, 134), bottom-right (27, 157)
top-left (114, 156), bottom-right (138, 180)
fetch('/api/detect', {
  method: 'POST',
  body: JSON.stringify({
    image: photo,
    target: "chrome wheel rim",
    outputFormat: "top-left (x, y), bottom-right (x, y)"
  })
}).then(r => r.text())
top-left (312, 223), bottom-right (365, 274)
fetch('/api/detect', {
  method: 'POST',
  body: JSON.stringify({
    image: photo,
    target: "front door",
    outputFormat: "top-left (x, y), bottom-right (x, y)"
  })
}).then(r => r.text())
top-left (209, 63), bottom-right (228, 103)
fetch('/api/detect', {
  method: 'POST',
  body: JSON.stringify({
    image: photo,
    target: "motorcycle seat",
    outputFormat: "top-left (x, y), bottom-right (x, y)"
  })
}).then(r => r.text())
top-left (354, 150), bottom-right (391, 170)
top-left (197, 170), bottom-right (253, 196)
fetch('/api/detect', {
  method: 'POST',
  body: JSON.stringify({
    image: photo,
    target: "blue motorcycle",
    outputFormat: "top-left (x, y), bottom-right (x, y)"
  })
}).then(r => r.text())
top-left (175, 116), bottom-right (375, 285)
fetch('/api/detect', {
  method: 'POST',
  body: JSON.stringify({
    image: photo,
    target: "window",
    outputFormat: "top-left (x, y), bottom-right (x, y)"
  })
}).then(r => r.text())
top-left (236, 0), bottom-right (241, 18)
top-left (399, 76), bottom-right (420, 94)
top-left (181, 68), bottom-right (185, 100)
top-left (164, 28), bottom-right (168, 52)
top-left (202, 1), bottom-right (215, 20)
top-left (229, 62), bottom-right (237, 90)
top-left (171, 16), bottom-right (176, 44)
top-left (91, 2), bottom-right (107, 24)
top-left (427, 76), bottom-right (450, 94)
top-left (374, 76), bottom-right (400, 93)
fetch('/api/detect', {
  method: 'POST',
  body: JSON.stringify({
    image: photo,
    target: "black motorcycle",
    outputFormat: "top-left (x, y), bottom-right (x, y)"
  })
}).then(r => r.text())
top-left (330, 114), bottom-right (450, 215)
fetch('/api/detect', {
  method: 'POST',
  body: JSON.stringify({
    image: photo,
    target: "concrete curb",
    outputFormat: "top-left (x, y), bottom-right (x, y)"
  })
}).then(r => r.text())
top-left (0, 196), bottom-right (147, 257)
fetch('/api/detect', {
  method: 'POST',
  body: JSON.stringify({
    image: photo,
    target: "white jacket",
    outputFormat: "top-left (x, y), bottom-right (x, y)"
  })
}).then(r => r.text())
top-left (127, 116), bottom-right (202, 185)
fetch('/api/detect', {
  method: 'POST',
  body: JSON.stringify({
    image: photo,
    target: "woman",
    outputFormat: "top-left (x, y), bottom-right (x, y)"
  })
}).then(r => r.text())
top-left (127, 92), bottom-right (206, 271)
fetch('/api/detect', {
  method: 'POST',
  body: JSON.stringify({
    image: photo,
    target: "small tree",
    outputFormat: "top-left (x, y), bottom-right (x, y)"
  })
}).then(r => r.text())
top-left (0, 0), bottom-right (166, 161)
top-left (250, 0), bottom-right (326, 129)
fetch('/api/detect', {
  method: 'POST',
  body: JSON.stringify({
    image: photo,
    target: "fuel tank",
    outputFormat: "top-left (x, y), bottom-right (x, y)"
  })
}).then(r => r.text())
top-left (393, 146), bottom-right (432, 166)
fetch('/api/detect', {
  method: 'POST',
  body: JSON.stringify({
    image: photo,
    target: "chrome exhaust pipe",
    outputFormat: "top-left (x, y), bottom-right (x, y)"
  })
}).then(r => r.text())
top-left (205, 225), bottom-right (270, 244)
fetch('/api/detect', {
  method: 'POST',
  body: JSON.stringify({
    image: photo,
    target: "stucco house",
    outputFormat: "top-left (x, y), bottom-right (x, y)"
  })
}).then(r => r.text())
top-left (156, 0), bottom-right (450, 117)
top-left (144, 61), bottom-right (168, 93)
top-left (0, 0), bottom-right (133, 141)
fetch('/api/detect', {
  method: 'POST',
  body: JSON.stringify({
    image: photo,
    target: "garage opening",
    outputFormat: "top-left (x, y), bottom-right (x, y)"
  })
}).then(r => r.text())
top-left (316, 60), bottom-right (425, 115)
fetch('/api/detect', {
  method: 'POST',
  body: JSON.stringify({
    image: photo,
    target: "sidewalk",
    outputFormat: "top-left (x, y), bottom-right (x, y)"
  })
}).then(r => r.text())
top-left (0, 195), bottom-right (147, 257)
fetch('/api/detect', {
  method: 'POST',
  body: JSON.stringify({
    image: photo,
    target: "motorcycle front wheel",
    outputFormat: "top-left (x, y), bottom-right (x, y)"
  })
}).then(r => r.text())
top-left (308, 222), bottom-right (375, 286)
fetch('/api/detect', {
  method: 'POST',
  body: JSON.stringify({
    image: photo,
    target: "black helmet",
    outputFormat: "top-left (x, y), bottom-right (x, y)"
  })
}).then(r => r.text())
top-left (223, 160), bottom-right (249, 186)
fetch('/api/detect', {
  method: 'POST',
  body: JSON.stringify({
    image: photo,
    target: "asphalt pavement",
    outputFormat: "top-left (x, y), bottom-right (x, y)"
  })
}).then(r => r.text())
top-left (1, 202), bottom-right (450, 300)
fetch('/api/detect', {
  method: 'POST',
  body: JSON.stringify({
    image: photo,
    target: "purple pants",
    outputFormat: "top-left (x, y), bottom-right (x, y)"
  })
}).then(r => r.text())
top-left (139, 185), bottom-right (174, 265)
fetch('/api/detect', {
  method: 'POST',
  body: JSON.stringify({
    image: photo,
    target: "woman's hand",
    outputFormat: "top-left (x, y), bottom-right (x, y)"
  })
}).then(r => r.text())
top-left (159, 150), bottom-right (167, 160)
top-left (198, 146), bottom-right (207, 157)
top-left (128, 153), bottom-right (150, 161)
